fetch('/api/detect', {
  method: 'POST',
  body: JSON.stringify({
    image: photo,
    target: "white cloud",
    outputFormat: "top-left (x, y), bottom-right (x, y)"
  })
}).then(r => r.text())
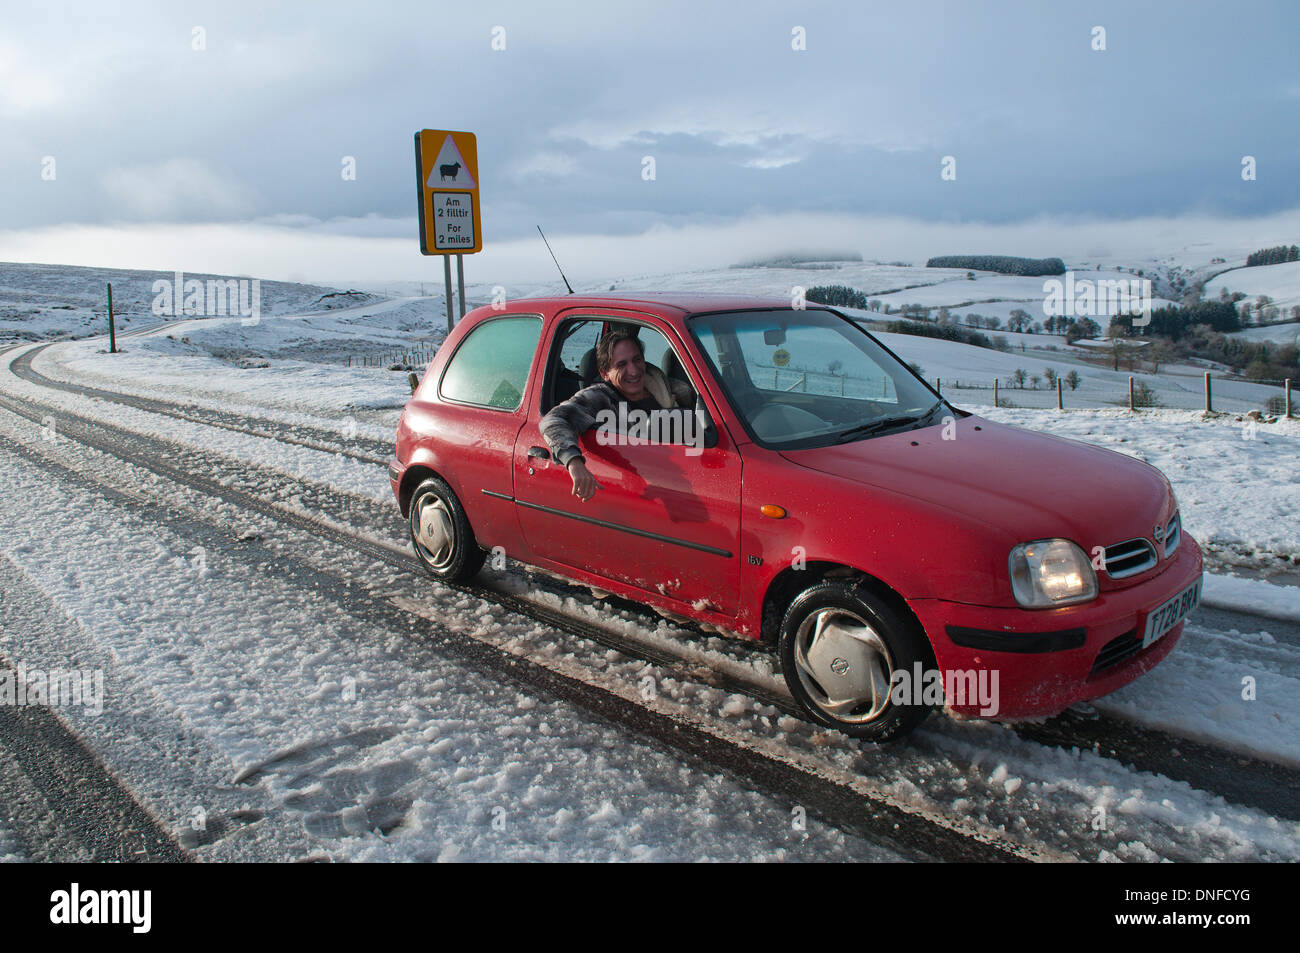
top-left (507, 151), bottom-right (580, 181)
top-left (99, 158), bottom-right (258, 220)
top-left (0, 39), bottom-right (64, 117)
top-left (741, 155), bottom-right (804, 170)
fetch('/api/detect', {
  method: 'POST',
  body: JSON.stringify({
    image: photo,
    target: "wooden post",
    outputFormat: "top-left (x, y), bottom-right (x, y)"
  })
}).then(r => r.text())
top-left (1129, 376), bottom-right (1135, 411)
top-left (1286, 378), bottom-right (1292, 418)
top-left (1204, 372), bottom-right (1212, 412)
top-left (935, 378), bottom-right (941, 394)
top-left (1057, 377), bottom-right (1063, 410)
top-left (408, 372), bottom-right (419, 394)
top-left (107, 283), bottom-right (117, 354)
top-left (993, 378), bottom-right (999, 407)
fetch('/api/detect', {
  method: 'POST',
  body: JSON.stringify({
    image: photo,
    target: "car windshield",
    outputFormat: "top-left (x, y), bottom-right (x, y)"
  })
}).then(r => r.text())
top-left (688, 308), bottom-right (944, 450)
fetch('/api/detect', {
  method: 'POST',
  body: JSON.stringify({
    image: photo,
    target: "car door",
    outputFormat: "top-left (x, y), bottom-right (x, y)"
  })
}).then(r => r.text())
top-left (511, 311), bottom-right (742, 616)
top-left (422, 312), bottom-right (543, 555)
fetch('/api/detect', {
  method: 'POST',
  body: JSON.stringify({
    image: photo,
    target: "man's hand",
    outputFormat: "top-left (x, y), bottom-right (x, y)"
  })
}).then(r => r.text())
top-left (568, 459), bottom-right (602, 502)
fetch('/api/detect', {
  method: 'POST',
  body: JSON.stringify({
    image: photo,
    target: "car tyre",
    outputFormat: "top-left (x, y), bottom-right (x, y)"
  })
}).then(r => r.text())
top-left (778, 581), bottom-right (931, 742)
top-left (409, 476), bottom-right (486, 583)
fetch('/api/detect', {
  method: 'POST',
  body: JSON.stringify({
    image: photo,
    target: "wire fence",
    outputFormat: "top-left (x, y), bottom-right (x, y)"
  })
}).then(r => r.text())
top-left (756, 361), bottom-right (1294, 416)
top-left (348, 343), bottom-right (440, 369)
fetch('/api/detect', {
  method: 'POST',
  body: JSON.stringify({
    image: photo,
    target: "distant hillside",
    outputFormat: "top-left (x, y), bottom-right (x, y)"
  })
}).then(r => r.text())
top-left (730, 251), bottom-right (864, 269)
top-left (926, 255), bottom-right (1065, 277)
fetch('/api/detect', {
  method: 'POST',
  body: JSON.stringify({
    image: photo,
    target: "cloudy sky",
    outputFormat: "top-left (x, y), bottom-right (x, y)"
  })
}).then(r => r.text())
top-left (2, 1), bottom-right (1299, 283)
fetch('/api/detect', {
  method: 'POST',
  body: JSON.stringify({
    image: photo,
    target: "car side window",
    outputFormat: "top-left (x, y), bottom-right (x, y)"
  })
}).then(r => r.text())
top-left (559, 321), bottom-right (600, 375)
top-left (440, 315), bottom-right (541, 410)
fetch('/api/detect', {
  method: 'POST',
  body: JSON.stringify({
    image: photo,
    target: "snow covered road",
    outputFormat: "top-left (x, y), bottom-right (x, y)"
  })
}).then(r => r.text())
top-left (1, 334), bottom-right (1298, 861)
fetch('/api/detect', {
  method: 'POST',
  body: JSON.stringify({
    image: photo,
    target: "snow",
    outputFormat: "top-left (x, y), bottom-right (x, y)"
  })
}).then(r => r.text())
top-left (0, 260), bottom-right (378, 346)
top-left (1202, 575), bottom-right (1300, 623)
top-left (0, 436), bottom-right (901, 862)
top-left (1205, 260), bottom-right (1300, 313)
top-left (2, 257), bottom-right (1299, 860)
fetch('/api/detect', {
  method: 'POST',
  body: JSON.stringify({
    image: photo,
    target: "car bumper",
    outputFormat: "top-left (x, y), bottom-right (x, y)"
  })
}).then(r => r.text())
top-left (909, 536), bottom-right (1203, 719)
top-left (388, 457), bottom-right (405, 510)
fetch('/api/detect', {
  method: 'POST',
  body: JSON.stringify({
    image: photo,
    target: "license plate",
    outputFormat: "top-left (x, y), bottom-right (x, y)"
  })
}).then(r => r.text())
top-left (1142, 576), bottom-right (1202, 648)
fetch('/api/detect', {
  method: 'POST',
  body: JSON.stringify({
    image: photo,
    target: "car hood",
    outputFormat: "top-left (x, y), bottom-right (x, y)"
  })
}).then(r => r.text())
top-left (780, 415), bottom-right (1172, 547)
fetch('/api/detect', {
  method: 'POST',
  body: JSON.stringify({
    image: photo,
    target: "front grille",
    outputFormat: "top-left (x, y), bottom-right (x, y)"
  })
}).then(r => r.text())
top-left (1103, 538), bottom-right (1157, 579)
top-left (1090, 629), bottom-right (1143, 675)
top-left (1162, 511), bottom-right (1181, 558)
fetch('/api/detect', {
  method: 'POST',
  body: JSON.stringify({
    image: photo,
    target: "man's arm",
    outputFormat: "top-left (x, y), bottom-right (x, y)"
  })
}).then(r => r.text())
top-left (538, 383), bottom-right (614, 466)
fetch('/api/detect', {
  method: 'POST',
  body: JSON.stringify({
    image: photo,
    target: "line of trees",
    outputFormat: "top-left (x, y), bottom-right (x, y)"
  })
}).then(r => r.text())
top-left (925, 255), bottom-right (1066, 277)
top-left (1245, 245), bottom-right (1300, 267)
top-left (883, 319), bottom-right (1009, 352)
top-left (805, 285), bottom-right (869, 309)
top-left (1110, 300), bottom-right (1242, 340)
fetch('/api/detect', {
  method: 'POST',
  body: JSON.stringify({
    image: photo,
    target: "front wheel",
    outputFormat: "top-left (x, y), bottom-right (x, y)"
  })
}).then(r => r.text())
top-left (778, 581), bottom-right (931, 742)
top-left (409, 476), bottom-right (485, 583)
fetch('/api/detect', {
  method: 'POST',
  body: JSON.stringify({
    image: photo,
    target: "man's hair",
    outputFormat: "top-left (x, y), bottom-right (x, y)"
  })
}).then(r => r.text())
top-left (596, 329), bottom-right (644, 375)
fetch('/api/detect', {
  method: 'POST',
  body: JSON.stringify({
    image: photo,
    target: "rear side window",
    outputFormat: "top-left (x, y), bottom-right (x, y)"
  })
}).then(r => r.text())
top-left (440, 316), bottom-right (541, 410)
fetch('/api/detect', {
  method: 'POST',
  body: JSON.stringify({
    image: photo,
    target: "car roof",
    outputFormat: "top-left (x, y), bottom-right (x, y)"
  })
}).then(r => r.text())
top-left (508, 291), bottom-right (817, 316)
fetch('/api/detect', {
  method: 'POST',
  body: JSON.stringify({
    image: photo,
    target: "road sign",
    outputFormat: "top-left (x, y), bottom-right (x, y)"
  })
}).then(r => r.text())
top-left (414, 129), bottom-right (483, 255)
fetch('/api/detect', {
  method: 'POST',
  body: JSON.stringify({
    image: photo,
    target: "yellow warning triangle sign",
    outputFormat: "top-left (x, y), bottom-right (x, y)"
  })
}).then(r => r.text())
top-left (427, 134), bottom-right (476, 188)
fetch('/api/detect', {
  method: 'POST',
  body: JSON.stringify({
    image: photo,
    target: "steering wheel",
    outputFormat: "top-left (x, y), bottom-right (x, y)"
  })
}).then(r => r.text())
top-left (750, 403), bottom-right (830, 439)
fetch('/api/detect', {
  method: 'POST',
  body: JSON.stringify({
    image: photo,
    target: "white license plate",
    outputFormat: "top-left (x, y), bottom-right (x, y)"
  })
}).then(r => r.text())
top-left (1142, 576), bottom-right (1202, 648)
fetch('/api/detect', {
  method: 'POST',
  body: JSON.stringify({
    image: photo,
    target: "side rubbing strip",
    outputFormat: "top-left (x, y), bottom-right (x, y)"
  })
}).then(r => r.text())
top-left (482, 489), bottom-right (732, 558)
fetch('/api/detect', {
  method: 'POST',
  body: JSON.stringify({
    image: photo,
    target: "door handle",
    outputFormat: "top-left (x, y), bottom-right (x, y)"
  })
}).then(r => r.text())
top-left (527, 446), bottom-right (551, 460)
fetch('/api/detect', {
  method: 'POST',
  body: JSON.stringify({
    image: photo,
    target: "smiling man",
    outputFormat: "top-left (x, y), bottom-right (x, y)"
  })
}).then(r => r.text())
top-left (540, 328), bottom-right (694, 502)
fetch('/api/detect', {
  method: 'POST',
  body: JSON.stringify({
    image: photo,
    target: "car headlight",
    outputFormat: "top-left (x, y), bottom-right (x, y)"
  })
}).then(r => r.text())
top-left (1009, 539), bottom-right (1098, 608)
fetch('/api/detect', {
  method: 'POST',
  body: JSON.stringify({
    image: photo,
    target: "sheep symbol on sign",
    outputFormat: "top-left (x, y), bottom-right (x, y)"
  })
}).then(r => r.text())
top-left (439, 162), bottom-right (461, 181)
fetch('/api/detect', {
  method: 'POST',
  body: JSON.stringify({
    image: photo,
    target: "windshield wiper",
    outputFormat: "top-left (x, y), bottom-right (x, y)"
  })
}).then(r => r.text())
top-left (836, 402), bottom-right (945, 443)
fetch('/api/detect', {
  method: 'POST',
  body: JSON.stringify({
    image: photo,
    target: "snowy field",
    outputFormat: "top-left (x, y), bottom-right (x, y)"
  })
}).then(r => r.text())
top-left (0, 261), bottom-right (379, 345)
top-left (1206, 260), bottom-right (1300, 313)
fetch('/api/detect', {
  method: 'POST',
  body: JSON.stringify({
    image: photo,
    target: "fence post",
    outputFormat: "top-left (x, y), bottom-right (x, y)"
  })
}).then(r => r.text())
top-left (1129, 376), bottom-right (1135, 411)
top-left (993, 378), bottom-right (999, 407)
top-left (107, 283), bottom-right (117, 354)
top-left (1287, 378), bottom-right (1293, 418)
top-left (935, 378), bottom-right (941, 394)
top-left (1205, 372), bottom-right (1212, 412)
top-left (1057, 377), bottom-right (1063, 410)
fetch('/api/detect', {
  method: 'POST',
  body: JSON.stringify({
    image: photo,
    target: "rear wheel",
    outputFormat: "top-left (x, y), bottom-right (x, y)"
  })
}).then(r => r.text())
top-left (778, 581), bottom-right (931, 742)
top-left (409, 476), bottom-right (485, 582)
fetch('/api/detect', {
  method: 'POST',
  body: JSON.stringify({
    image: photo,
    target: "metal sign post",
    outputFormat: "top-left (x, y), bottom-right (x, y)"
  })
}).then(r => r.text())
top-left (443, 255), bottom-right (454, 330)
top-left (456, 254), bottom-right (466, 320)
top-left (414, 129), bottom-right (483, 333)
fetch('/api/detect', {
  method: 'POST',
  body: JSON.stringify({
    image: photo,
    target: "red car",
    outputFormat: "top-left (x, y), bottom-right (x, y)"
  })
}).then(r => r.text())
top-left (391, 294), bottom-right (1203, 741)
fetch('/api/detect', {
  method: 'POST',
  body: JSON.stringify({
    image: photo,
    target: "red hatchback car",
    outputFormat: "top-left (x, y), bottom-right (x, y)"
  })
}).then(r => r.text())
top-left (390, 294), bottom-right (1203, 741)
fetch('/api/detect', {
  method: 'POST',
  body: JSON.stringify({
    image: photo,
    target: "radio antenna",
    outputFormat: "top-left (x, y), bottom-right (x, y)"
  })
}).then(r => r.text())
top-left (537, 225), bottom-right (575, 294)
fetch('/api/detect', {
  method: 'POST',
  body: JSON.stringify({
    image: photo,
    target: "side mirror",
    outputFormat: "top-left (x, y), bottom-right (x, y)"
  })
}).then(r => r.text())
top-left (763, 328), bottom-right (786, 346)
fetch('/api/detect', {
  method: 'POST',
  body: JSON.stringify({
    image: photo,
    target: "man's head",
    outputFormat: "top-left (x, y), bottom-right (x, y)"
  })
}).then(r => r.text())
top-left (596, 329), bottom-right (647, 401)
